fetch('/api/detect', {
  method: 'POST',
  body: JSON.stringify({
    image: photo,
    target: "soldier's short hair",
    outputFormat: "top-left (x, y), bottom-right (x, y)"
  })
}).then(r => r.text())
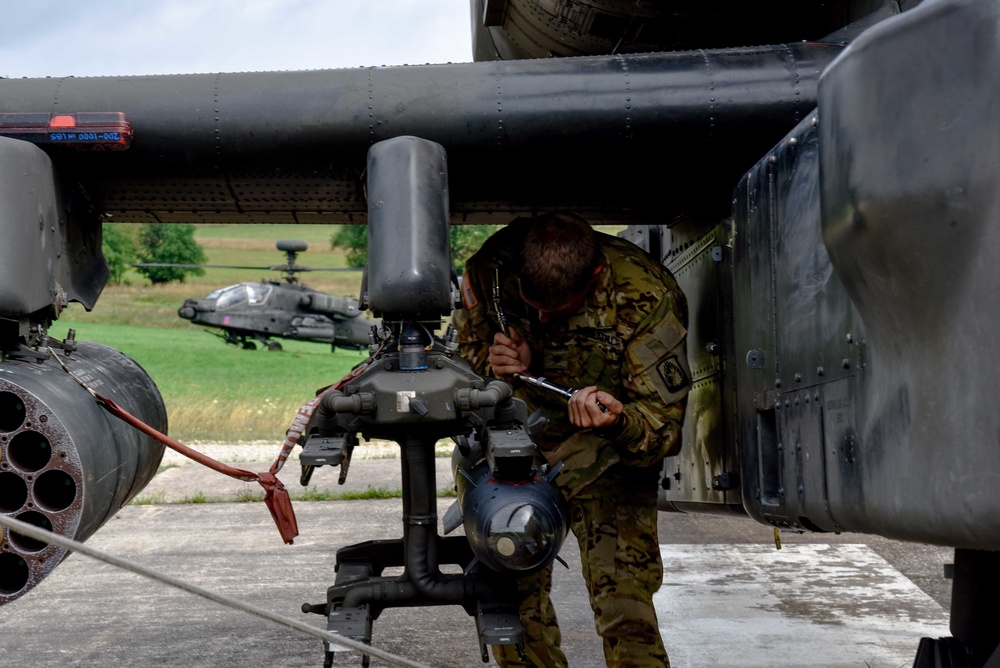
top-left (518, 212), bottom-right (601, 307)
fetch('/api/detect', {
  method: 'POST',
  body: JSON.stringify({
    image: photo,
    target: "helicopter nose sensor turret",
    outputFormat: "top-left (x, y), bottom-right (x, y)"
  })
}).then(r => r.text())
top-left (178, 301), bottom-right (197, 320)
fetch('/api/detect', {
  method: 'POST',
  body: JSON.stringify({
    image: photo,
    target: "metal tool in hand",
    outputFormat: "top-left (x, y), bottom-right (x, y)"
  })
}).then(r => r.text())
top-left (492, 267), bottom-right (510, 337)
top-left (492, 268), bottom-right (609, 414)
top-left (514, 372), bottom-right (610, 414)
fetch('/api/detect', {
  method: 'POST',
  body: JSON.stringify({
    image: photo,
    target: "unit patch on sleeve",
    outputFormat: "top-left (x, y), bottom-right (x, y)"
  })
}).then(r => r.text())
top-left (461, 277), bottom-right (479, 309)
top-left (657, 355), bottom-right (689, 394)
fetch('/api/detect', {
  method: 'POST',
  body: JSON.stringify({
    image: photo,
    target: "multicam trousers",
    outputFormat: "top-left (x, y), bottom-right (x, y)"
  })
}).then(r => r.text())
top-left (492, 466), bottom-right (669, 668)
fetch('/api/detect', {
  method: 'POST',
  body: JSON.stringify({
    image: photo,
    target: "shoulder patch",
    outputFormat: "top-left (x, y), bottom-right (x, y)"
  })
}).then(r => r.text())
top-left (657, 355), bottom-right (688, 393)
top-left (624, 310), bottom-right (691, 405)
top-left (461, 277), bottom-right (479, 309)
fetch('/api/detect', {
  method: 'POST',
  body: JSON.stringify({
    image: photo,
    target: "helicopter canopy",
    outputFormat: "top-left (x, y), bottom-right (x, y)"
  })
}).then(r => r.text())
top-left (207, 284), bottom-right (273, 309)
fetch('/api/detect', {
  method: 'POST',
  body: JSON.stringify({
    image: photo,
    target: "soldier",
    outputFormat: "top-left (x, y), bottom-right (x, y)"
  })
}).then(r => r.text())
top-left (454, 212), bottom-right (691, 667)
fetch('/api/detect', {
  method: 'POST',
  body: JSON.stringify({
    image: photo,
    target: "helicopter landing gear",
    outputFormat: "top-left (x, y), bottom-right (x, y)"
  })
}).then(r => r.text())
top-left (221, 331), bottom-right (257, 350)
top-left (252, 333), bottom-right (282, 351)
top-left (221, 329), bottom-right (284, 351)
top-left (914, 548), bottom-right (1000, 667)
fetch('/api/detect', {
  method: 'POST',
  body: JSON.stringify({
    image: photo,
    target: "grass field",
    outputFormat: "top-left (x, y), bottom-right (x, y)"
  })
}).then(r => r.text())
top-left (56, 224), bottom-right (368, 442)
top-left (49, 319), bottom-right (366, 442)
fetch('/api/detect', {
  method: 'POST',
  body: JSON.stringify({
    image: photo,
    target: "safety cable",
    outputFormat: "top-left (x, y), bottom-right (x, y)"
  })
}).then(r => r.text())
top-left (47, 347), bottom-right (298, 544)
top-left (0, 514), bottom-right (431, 668)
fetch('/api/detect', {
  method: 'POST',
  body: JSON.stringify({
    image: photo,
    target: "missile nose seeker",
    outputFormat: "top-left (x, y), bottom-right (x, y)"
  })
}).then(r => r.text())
top-left (451, 444), bottom-right (568, 575)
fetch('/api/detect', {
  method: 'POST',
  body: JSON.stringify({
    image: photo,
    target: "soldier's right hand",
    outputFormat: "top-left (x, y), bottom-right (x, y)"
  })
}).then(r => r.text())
top-left (489, 326), bottom-right (531, 380)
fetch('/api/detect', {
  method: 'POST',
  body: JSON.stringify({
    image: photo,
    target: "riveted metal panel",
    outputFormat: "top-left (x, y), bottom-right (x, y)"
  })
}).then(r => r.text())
top-left (820, 377), bottom-right (863, 530)
top-left (734, 114), bottom-right (866, 530)
top-left (775, 386), bottom-right (839, 532)
top-left (658, 223), bottom-right (740, 511)
top-left (733, 141), bottom-right (779, 525)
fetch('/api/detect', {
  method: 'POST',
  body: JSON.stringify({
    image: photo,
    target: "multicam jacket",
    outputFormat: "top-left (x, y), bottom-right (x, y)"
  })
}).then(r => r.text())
top-left (454, 222), bottom-right (691, 497)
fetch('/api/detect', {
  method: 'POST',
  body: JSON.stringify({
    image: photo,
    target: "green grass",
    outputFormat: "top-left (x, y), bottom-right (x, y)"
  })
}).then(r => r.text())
top-left (130, 490), bottom-right (167, 505)
top-left (48, 320), bottom-right (365, 442)
top-left (298, 486), bottom-right (400, 501)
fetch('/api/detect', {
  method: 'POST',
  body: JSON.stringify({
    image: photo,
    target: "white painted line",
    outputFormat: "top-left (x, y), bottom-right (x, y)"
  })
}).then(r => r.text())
top-left (655, 544), bottom-right (950, 667)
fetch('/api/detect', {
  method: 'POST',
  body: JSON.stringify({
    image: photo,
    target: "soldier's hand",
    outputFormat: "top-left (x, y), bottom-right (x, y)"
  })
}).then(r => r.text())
top-left (568, 386), bottom-right (622, 429)
top-left (489, 326), bottom-right (531, 380)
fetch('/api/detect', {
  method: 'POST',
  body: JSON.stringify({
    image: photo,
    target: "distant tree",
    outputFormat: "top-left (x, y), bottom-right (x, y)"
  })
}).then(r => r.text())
top-left (135, 223), bottom-right (206, 284)
top-left (330, 225), bottom-right (368, 268)
top-left (331, 224), bottom-right (499, 273)
top-left (449, 226), bottom-right (498, 274)
top-left (102, 223), bottom-right (139, 285)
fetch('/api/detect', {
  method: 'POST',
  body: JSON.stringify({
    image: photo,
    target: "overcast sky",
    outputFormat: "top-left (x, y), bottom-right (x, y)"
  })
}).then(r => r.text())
top-left (0, 0), bottom-right (473, 78)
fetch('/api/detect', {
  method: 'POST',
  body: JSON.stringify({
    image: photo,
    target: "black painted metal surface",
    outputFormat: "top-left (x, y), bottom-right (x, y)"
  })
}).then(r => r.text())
top-left (0, 137), bottom-right (106, 324)
top-left (366, 137), bottom-right (453, 319)
top-left (816, 0), bottom-right (1000, 549)
top-left (725, 0), bottom-right (1000, 550)
top-left (0, 44), bottom-right (840, 226)
top-left (733, 115), bottom-right (866, 535)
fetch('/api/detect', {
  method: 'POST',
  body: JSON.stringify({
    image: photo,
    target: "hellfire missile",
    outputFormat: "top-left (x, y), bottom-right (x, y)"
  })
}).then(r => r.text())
top-left (448, 435), bottom-right (567, 575)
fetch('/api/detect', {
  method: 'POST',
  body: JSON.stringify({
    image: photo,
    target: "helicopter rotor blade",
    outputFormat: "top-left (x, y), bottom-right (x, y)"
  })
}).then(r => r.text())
top-left (131, 263), bottom-right (275, 270)
top-left (131, 263), bottom-right (362, 271)
top-left (267, 265), bottom-right (363, 272)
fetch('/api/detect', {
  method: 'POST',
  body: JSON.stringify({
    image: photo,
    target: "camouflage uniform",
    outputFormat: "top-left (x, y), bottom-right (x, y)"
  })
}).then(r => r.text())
top-left (455, 220), bottom-right (690, 668)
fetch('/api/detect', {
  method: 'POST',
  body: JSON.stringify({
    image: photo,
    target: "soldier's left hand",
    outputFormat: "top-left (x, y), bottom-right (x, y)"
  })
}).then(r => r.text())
top-left (568, 386), bottom-right (622, 429)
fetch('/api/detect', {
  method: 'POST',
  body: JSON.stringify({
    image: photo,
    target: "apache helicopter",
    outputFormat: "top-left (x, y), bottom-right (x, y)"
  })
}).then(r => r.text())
top-left (0, 0), bottom-right (998, 666)
top-left (141, 239), bottom-right (374, 351)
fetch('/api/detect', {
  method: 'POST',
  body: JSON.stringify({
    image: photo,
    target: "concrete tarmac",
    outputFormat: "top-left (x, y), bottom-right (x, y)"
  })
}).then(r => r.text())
top-left (0, 449), bottom-right (954, 668)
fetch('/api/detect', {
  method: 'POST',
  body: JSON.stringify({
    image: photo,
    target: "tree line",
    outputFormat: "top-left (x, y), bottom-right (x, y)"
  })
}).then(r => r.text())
top-left (102, 223), bottom-right (501, 286)
top-left (330, 224), bottom-right (498, 273)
